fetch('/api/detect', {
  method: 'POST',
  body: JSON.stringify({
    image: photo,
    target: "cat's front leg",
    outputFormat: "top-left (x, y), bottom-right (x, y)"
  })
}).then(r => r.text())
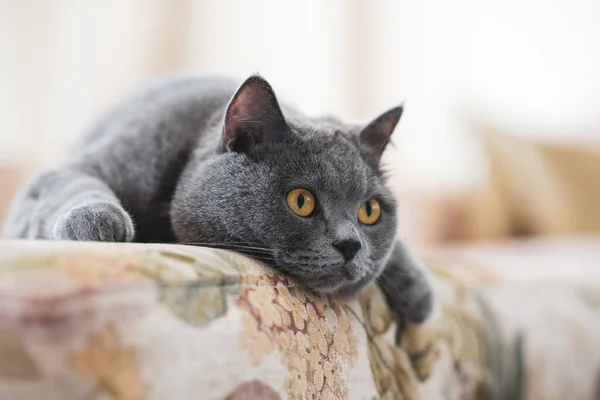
top-left (377, 241), bottom-right (434, 324)
top-left (3, 168), bottom-right (135, 242)
top-left (53, 201), bottom-right (134, 242)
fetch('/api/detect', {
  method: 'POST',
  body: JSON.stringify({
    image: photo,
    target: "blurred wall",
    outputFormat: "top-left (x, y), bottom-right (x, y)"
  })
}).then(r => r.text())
top-left (0, 1), bottom-right (417, 168)
top-left (2, 0), bottom-right (599, 173)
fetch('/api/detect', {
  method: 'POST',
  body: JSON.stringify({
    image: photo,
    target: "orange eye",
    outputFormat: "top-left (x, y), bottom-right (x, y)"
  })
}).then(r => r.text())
top-left (286, 189), bottom-right (316, 217)
top-left (358, 199), bottom-right (381, 225)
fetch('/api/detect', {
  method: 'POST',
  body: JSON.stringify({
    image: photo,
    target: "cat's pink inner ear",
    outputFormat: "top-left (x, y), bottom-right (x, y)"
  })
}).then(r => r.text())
top-left (359, 105), bottom-right (403, 163)
top-left (228, 85), bottom-right (264, 120)
top-left (221, 75), bottom-right (287, 152)
top-left (221, 96), bottom-right (251, 151)
top-left (222, 86), bottom-right (255, 152)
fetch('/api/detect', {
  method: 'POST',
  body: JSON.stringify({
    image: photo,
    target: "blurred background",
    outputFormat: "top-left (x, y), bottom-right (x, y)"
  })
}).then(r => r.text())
top-left (1, 0), bottom-right (600, 248)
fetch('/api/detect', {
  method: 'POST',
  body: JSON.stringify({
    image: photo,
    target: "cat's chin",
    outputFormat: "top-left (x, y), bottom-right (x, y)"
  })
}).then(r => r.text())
top-left (266, 250), bottom-right (375, 296)
top-left (303, 273), bottom-right (371, 297)
top-left (308, 282), bottom-right (348, 295)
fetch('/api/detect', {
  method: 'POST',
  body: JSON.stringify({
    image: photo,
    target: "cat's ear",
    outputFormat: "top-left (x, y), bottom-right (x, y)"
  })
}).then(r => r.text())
top-left (221, 75), bottom-right (289, 153)
top-left (358, 105), bottom-right (403, 165)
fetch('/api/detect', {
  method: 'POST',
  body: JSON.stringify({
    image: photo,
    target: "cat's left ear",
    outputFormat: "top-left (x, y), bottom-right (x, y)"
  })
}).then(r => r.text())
top-left (358, 105), bottom-right (403, 165)
top-left (221, 75), bottom-right (289, 153)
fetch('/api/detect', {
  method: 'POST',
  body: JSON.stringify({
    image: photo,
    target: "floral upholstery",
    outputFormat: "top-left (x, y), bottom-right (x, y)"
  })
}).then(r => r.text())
top-left (0, 239), bottom-right (599, 400)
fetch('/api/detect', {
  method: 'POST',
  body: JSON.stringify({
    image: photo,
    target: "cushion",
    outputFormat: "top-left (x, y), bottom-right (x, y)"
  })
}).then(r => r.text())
top-left (0, 239), bottom-right (599, 399)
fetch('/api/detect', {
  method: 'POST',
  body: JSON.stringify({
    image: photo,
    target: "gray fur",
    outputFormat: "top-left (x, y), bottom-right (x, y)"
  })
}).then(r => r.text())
top-left (2, 74), bottom-right (433, 323)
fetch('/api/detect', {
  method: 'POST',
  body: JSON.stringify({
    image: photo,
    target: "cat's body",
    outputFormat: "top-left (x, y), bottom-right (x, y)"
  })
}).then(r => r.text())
top-left (3, 75), bottom-right (433, 323)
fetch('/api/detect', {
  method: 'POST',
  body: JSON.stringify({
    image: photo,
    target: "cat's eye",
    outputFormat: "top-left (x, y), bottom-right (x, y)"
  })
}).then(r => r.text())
top-left (286, 188), bottom-right (315, 217)
top-left (358, 199), bottom-right (381, 225)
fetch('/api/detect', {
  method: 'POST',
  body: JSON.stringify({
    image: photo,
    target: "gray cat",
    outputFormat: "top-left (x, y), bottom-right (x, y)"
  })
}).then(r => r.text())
top-left (2, 75), bottom-right (433, 323)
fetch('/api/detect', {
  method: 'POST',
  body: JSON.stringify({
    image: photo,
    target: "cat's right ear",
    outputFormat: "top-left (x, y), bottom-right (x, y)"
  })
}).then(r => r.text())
top-left (358, 105), bottom-right (403, 166)
top-left (221, 75), bottom-right (289, 153)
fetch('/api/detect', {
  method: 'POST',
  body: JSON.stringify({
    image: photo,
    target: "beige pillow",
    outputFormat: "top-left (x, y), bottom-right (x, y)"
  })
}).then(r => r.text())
top-left (424, 128), bottom-right (600, 243)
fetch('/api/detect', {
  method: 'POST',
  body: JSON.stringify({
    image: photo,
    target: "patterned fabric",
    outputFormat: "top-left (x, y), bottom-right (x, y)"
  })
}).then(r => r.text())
top-left (0, 240), bottom-right (599, 400)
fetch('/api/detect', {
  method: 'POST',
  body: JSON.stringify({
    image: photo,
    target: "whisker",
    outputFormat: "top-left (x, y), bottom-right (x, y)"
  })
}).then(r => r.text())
top-left (181, 242), bottom-right (273, 252)
top-left (243, 255), bottom-right (277, 262)
top-left (180, 240), bottom-right (300, 251)
top-left (181, 240), bottom-right (267, 247)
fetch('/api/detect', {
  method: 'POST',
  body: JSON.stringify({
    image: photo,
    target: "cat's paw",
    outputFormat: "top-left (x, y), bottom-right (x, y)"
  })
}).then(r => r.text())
top-left (380, 271), bottom-right (434, 324)
top-left (53, 201), bottom-right (135, 242)
top-left (378, 243), bottom-right (435, 324)
top-left (398, 276), bottom-right (434, 324)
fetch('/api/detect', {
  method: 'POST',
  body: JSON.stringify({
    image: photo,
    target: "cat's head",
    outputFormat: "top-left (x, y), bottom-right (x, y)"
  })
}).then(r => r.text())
top-left (171, 75), bottom-right (402, 296)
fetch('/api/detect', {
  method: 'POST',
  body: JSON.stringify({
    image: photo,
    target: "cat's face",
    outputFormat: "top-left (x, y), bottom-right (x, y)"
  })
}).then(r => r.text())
top-left (171, 76), bottom-right (402, 296)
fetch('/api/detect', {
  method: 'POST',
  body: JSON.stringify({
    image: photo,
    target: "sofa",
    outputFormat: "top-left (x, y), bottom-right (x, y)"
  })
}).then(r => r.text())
top-left (1, 237), bottom-right (599, 400)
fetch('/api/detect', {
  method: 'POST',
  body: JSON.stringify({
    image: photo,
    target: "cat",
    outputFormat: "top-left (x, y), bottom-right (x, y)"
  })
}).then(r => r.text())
top-left (2, 74), bottom-right (433, 324)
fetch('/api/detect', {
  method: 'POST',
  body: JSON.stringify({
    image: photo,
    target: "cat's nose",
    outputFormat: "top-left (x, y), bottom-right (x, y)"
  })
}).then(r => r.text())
top-left (333, 239), bottom-right (361, 262)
